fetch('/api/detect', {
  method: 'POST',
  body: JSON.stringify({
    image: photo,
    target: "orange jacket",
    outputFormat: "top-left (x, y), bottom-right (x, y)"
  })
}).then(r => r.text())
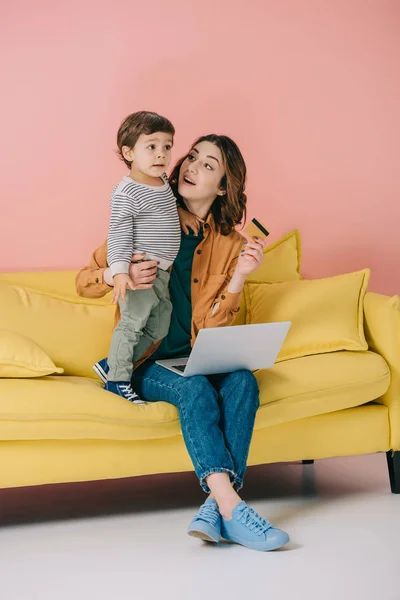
top-left (75, 214), bottom-right (244, 367)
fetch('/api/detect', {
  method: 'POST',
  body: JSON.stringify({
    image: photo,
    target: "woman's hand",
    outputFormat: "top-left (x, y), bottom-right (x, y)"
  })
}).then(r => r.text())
top-left (178, 206), bottom-right (204, 236)
top-left (227, 234), bottom-right (266, 294)
top-left (104, 254), bottom-right (158, 290)
top-left (235, 233), bottom-right (266, 277)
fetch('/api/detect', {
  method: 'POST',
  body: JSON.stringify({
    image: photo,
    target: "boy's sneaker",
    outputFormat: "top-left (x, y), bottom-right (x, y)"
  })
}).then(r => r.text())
top-left (105, 381), bottom-right (146, 405)
top-left (187, 498), bottom-right (221, 543)
top-left (221, 501), bottom-right (290, 551)
top-left (93, 358), bottom-right (109, 383)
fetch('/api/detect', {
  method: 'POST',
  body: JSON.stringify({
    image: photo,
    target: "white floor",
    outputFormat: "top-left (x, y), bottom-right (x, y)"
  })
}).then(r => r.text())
top-left (1, 453), bottom-right (399, 600)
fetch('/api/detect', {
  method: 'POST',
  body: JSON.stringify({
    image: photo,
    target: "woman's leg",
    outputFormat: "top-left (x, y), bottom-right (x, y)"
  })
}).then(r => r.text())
top-left (131, 362), bottom-right (239, 490)
top-left (206, 473), bottom-right (242, 519)
top-left (213, 370), bottom-right (260, 490)
top-left (206, 370), bottom-right (260, 518)
top-left (133, 364), bottom-right (289, 549)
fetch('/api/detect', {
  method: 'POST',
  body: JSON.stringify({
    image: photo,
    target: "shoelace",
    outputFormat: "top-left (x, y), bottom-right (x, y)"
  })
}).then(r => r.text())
top-left (119, 384), bottom-right (145, 404)
top-left (248, 506), bottom-right (274, 530)
top-left (195, 503), bottom-right (220, 527)
top-left (237, 506), bottom-right (273, 537)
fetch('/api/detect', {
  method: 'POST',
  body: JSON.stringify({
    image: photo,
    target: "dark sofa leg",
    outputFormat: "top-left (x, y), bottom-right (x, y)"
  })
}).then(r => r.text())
top-left (387, 451), bottom-right (400, 494)
top-left (302, 460), bottom-right (314, 465)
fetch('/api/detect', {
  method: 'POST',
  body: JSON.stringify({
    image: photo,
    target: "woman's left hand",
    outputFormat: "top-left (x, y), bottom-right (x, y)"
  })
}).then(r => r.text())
top-left (235, 233), bottom-right (266, 277)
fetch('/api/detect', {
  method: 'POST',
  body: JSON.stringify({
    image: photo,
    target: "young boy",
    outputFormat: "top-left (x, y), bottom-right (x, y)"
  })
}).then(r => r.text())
top-left (103, 111), bottom-right (195, 404)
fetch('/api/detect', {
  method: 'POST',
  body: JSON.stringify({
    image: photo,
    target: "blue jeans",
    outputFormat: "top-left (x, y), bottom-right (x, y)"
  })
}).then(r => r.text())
top-left (132, 362), bottom-right (260, 493)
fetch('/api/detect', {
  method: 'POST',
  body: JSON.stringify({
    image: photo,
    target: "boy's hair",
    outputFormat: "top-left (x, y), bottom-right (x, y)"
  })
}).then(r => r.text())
top-left (117, 111), bottom-right (175, 168)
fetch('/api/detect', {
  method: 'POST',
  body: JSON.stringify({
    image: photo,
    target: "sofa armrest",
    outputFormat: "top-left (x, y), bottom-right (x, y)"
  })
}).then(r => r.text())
top-left (364, 292), bottom-right (400, 449)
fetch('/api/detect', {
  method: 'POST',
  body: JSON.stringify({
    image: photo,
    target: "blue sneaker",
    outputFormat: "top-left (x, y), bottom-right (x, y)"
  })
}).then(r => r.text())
top-left (93, 358), bottom-right (109, 383)
top-left (221, 501), bottom-right (290, 551)
top-left (187, 498), bottom-right (221, 543)
top-left (105, 381), bottom-right (146, 405)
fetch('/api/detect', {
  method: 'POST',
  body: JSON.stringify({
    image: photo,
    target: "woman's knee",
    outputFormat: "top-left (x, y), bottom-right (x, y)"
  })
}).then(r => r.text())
top-left (180, 374), bottom-right (215, 395)
top-left (228, 369), bottom-right (258, 388)
top-left (132, 364), bottom-right (184, 407)
top-left (179, 375), bottom-right (218, 407)
top-left (223, 370), bottom-right (260, 409)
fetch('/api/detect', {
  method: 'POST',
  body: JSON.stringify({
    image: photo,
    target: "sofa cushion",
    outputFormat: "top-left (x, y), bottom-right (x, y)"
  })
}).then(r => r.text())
top-left (255, 350), bottom-right (389, 429)
top-left (244, 269), bottom-right (370, 361)
top-left (0, 270), bottom-right (113, 302)
top-left (0, 329), bottom-right (63, 378)
top-left (233, 229), bottom-right (302, 326)
top-left (0, 284), bottom-right (115, 379)
top-left (0, 350), bottom-right (389, 442)
top-left (244, 229), bottom-right (302, 284)
top-left (0, 376), bottom-right (180, 441)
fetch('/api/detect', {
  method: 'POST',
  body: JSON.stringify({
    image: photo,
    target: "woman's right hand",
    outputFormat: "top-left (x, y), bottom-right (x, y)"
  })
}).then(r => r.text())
top-left (178, 206), bottom-right (204, 236)
top-left (104, 254), bottom-right (158, 289)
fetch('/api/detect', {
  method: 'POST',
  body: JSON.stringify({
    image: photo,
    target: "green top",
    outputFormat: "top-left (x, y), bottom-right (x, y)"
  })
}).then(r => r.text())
top-left (151, 228), bottom-right (204, 360)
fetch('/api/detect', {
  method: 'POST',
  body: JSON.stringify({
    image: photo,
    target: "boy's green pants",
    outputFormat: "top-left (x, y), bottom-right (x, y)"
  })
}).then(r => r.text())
top-left (107, 269), bottom-right (171, 382)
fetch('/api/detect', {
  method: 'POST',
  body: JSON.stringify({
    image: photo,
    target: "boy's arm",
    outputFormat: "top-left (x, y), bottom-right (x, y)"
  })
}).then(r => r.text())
top-left (107, 194), bottom-right (136, 276)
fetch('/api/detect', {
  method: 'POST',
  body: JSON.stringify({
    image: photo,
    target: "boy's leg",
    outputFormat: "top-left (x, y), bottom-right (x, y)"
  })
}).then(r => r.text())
top-left (132, 270), bottom-right (172, 362)
top-left (107, 287), bottom-right (158, 381)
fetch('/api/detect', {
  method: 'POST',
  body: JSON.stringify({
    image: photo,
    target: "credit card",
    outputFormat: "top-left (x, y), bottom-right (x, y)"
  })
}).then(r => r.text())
top-left (244, 218), bottom-right (270, 241)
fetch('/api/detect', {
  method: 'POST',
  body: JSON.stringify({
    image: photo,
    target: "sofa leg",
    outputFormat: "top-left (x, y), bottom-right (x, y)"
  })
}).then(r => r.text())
top-left (302, 460), bottom-right (314, 465)
top-left (387, 451), bottom-right (400, 494)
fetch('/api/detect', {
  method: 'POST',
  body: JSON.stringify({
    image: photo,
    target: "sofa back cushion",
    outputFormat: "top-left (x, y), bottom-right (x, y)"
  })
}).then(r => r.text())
top-left (0, 284), bottom-right (115, 378)
top-left (244, 269), bottom-right (370, 362)
top-left (233, 229), bottom-right (302, 326)
top-left (0, 270), bottom-right (100, 299)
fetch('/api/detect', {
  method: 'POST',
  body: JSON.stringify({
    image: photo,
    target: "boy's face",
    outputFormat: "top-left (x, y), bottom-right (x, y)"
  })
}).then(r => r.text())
top-left (122, 132), bottom-right (174, 180)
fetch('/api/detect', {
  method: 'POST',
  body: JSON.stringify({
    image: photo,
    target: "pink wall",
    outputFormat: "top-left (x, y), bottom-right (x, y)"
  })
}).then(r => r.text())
top-left (1, 0), bottom-right (399, 295)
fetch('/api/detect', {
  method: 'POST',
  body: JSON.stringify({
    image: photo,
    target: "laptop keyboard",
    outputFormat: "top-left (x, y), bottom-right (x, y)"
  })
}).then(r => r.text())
top-left (172, 365), bottom-right (186, 373)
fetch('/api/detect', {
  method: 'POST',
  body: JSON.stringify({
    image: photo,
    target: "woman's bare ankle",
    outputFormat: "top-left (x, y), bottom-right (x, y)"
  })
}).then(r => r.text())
top-left (217, 492), bottom-right (242, 520)
top-left (206, 472), bottom-right (242, 520)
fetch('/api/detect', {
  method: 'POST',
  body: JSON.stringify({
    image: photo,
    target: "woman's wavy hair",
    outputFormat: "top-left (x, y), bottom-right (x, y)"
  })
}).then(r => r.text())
top-left (169, 134), bottom-right (247, 236)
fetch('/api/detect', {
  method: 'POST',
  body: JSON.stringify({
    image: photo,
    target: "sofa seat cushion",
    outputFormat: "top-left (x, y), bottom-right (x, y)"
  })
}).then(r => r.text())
top-left (0, 350), bottom-right (389, 443)
top-left (0, 376), bottom-right (180, 441)
top-left (255, 350), bottom-right (390, 429)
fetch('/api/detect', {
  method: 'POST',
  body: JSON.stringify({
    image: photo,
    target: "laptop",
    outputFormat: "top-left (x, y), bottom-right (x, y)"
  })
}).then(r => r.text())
top-left (155, 322), bottom-right (291, 377)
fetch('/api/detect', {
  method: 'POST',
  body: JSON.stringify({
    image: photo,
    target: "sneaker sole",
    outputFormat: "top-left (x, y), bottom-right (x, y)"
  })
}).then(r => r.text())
top-left (221, 533), bottom-right (290, 552)
top-left (188, 529), bottom-right (219, 543)
top-left (93, 363), bottom-right (108, 383)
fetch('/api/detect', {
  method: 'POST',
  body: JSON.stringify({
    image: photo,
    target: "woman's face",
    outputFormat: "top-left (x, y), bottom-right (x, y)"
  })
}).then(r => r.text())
top-left (178, 141), bottom-right (226, 204)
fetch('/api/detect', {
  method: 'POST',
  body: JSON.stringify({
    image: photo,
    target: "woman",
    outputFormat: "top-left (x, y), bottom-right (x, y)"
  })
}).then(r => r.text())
top-left (76, 134), bottom-right (290, 552)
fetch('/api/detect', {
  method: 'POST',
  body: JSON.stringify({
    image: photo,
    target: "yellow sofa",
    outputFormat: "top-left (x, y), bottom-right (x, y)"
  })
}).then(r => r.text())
top-left (0, 233), bottom-right (399, 494)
